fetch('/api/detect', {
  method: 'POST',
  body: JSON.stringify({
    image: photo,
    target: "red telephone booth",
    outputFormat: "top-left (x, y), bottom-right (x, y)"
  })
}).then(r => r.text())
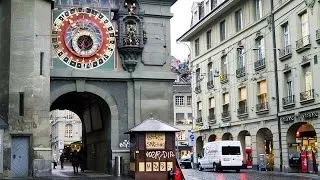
top-left (301, 151), bottom-right (307, 173)
top-left (245, 148), bottom-right (253, 168)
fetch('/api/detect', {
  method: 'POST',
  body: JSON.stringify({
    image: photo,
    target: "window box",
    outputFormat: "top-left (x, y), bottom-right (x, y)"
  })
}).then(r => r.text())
top-left (195, 86), bottom-right (201, 94)
top-left (219, 74), bottom-right (228, 84)
top-left (300, 89), bottom-right (315, 104)
top-left (296, 35), bottom-right (311, 53)
top-left (282, 95), bottom-right (295, 108)
top-left (196, 117), bottom-right (203, 125)
top-left (237, 100), bottom-right (248, 118)
top-left (208, 115), bottom-right (216, 124)
top-left (279, 45), bottom-right (292, 61)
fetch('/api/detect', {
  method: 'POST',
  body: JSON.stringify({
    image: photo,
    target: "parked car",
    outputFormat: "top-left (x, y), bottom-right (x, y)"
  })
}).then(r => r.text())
top-left (198, 141), bottom-right (243, 172)
top-left (179, 158), bottom-right (192, 169)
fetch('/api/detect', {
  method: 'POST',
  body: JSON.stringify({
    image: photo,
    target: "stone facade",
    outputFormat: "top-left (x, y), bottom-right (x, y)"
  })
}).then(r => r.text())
top-left (0, 0), bottom-right (176, 177)
top-left (178, 0), bottom-right (320, 173)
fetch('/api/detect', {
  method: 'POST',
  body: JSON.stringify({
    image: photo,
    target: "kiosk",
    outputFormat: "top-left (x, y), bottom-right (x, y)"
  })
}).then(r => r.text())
top-left (126, 116), bottom-right (180, 180)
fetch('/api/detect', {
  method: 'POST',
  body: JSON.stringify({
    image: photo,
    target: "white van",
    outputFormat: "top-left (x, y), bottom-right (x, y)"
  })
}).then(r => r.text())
top-left (198, 141), bottom-right (243, 172)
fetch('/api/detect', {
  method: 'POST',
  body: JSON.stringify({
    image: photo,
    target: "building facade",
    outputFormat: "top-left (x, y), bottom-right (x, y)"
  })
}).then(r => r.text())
top-left (0, 0), bottom-right (176, 177)
top-left (178, 0), bottom-right (320, 173)
top-left (50, 110), bottom-right (82, 161)
top-left (172, 57), bottom-right (193, 159)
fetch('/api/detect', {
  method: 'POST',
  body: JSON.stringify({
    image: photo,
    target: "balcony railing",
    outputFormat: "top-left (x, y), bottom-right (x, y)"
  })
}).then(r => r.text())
top-left (279, 45), bottom-right (292, 61)
top-left (236, 67), bottom-right (246, 78)
top-left (256, 102), bottom-right (268, 112)
top-left (300, 89), bottom-right (315, 103)
top-left (219, 74), bottom-right (228, 84)
top-left (316, 29), bottom-right (320, 43)
top-left (195, 86), bottom-right (201, 94)
top-left (221, 111), bottom-right (230, 118)
top-left (296, 35), bottom-right (311, 52)
top-left (254, 58), bottom-right (266, 71)
top-left (282, 95), bottom-right (295, 107)
top-left (207, 80), bottom-right (214, 89)
top-left (196, 117), bottom-right (203, 124)
top-left (208, 115), bottom-right (215, 120)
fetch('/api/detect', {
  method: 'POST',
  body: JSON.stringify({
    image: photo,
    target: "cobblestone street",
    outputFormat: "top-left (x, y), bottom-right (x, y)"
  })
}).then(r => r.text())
top-left (181, 168), bottom-right (320, 180)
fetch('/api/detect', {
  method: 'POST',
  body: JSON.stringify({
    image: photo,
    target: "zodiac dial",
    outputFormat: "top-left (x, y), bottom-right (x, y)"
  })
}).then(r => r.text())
top-left (52, 7), bottom-right (116, 70)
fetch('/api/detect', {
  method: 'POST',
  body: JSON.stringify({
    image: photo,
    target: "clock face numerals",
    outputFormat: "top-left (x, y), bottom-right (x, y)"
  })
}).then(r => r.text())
top-left (52, 7), bottom-right (116, 70)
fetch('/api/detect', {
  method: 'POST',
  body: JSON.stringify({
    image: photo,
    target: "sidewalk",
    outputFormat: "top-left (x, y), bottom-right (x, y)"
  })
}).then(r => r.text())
top-left (2, 164), bottom-right (133, 180)
top-left (245, 169), bottom-right (320, 179)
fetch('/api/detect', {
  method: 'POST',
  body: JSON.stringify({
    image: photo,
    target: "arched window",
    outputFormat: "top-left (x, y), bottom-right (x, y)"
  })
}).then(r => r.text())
top-left (65, 124), bottom-right (73, 138)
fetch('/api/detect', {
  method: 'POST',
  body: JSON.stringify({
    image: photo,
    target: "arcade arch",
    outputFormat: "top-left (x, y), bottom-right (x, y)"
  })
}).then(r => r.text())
top-left (51, 91), bottom-right (116, 174)
top-left (208, 134), bottom-right (217, 142)
top-left (287, 122), bottom-right (318, 172)
top-left (238, 130), bottom-right (252, 168)
top-left (222, 132), bottom-right (233, 140)
top-left (256, 128), bottom-right (274, 170)
top-left (196, 136), bottom-right (204, 157)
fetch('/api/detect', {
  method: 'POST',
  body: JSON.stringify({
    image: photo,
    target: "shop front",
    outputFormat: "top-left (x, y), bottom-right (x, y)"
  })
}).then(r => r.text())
top-left (287, 121), bottom-right (318, 173)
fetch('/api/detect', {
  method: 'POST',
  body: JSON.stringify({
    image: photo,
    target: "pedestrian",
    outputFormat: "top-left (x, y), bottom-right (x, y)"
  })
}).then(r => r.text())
top-left (71, 150), bottom-right (80, 174)
top-left (52, 154), bottom-right (57, 169)
top-left (79, 147), bottom-right (86, 172)
top-left (59, 153), bottom-right (65, 169)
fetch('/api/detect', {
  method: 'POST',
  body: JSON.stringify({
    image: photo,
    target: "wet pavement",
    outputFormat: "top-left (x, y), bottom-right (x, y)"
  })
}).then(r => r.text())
top-left (182, 168), bottom-right (320, 180)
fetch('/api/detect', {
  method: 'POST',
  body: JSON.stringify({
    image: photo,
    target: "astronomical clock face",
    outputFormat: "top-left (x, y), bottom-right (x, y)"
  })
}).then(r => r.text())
top-left (52, 7), bottom-right (116, 70)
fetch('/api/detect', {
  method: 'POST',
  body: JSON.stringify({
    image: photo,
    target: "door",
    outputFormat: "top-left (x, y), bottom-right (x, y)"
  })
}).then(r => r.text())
top-left (11, 136), bottom-right (29, 177)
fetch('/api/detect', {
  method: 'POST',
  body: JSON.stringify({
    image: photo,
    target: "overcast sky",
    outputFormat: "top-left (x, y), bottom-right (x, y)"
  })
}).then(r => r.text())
top-left (170, 0), bottom-right (195, 61)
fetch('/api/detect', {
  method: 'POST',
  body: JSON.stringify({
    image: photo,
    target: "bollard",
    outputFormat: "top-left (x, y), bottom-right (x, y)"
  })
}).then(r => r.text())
top-left (115, 156), bottom-right (123, 176)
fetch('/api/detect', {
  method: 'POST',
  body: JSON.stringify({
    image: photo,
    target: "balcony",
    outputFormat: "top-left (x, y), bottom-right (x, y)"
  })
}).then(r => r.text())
top-left (196, 117), bottom-right (203, 125)
top-left (208, 115), bottom-right (216, 124)
top-left (316, 29), bottom-right (320, 44)
top-left (219, 74), bottom-right (228, 84)
top-left (300, 89), bottom-right (315, 104)
top-left (207, 80), bottom-right (214, 89)
top-left (237, 100), bottom-right (248, 118)
top-left (254, 58), bottom-right (266, 71)
top-left (221, 111), bottom-right (230, 121)
top-left (195, 86), bottom-right (201, 94)
top-left (256, 102), bottom-right (269, 114)
top-left (282, 95), bottom-right (295, 108)
top-left (296, 35), bottom-right (311, 53)
top-left (236, 67), bottom-right (246, 78)
top-left (279, 45), bottom-right (292, 61)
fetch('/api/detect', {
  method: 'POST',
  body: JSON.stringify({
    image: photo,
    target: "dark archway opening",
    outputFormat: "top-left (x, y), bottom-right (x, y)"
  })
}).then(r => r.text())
top-left (51, 92), bottom-right (112, 174)
top-left (222, 132), bottom-right (233, 140)
top-left (208, 134), bottom-right (217, 142)
top-left (287, 122), bottom-right (317, 172)
top-left (256, 128), bottom-right (274, 171)
top-left (196, 136), bottom-right (204, 158)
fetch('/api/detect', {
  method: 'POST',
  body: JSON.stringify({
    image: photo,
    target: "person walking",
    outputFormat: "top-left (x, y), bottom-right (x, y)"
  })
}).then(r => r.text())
top-left (71, 150), bottom-right (80, 174)
top-left (59, 153), bottom-right (65, 169)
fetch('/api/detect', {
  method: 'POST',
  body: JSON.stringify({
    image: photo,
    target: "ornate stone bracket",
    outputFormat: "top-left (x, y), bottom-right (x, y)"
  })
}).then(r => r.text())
top-left (305, 0), bottom-right (316, 14)
top-left (119, 46), bottom-right (142, 72)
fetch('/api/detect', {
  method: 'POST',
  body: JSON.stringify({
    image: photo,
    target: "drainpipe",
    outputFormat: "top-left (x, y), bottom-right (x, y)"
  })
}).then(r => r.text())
top-left (270, 0), bottom-right (283, 172)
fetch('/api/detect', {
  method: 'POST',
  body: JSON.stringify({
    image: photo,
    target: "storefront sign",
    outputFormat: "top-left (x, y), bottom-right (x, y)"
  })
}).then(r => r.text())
top-left (301, 111), bottom-right (318, 119)
top-left (280, 115), bottom-right (295, 123)
top-left (138, 161), bottom-right (173, 172)
top-left (145, 150), bottom-right (175, 160)
top-left (146, 132), bottom-right (165, 149)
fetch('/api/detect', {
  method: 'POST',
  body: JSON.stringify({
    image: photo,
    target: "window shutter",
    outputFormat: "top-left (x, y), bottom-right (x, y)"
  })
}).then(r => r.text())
top-left (259, 80), bottom-right (267, 94)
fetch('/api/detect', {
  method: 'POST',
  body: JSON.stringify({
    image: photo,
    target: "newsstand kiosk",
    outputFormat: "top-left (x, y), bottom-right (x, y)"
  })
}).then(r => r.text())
top-left (125, 116), bottom-right (180, 180)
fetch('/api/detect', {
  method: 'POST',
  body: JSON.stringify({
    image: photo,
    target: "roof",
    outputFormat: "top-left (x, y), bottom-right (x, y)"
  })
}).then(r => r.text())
top-left (126, 117), bottom-right (180, 133)
top-left (0, 115), bottom-right (8, 129)
top-left (177, 0), bottom-right (240, 42)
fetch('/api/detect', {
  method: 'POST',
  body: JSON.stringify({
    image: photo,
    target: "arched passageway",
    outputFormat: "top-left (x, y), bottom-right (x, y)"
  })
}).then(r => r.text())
top-left (208, 134), bottom-right (217, 142)
top-left (287, 122), bottom-right (318, 173)
top-left (51, 92), bottom-right (112, 174)
top-left (238, 130), bottom-right (252, 168)
top-left (222, 132), bottom-right (233, 140)
top-left (196, 136), bottom-right (204, 157)
top-left (256, 128), bottom-right (274, 171)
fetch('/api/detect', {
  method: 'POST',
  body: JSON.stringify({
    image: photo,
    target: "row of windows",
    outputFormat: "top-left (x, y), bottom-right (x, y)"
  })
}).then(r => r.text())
top-left (175, 96), bottom-right (192, 106)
